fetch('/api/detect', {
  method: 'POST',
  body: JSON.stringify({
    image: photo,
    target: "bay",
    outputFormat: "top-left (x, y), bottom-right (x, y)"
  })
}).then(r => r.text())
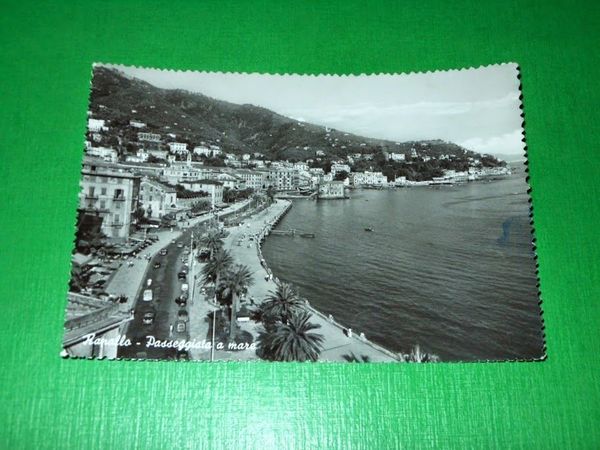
top-left (261, 167), bottom-right (544, 361)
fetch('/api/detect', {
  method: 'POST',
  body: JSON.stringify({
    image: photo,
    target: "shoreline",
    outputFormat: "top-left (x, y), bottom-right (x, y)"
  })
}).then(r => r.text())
top-left (228, 199), bottom-right (398, 362)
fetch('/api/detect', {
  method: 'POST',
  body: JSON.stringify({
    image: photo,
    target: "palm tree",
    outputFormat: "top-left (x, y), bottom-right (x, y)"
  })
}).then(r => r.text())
top-left (261, 282), bottom-right (306, 325)
top-left (201, 249), bottom-right (233, 295)
top-left (220, 264), bottom-right (254, 339)
top-left (199, 228), bottom-right (223, 260)
top-left (258, 312), bottom-right (324, 362)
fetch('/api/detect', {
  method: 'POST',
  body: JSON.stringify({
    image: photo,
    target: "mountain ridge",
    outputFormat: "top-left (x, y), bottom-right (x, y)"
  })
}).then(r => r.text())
top-left (88, 66), bottom-right (489, 162)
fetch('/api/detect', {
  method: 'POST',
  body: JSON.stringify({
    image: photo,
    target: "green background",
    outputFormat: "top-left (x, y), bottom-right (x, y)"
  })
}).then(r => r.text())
top-left (1, 0), bottom-right (598, 448)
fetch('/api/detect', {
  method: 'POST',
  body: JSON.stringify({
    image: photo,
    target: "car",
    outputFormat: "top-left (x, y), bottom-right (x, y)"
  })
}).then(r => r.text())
top-left (142, 289), bottom-right (153, 302)
top-left (154, 261), bottom-right (161, 269)
top-left (177, 242), bottom-right (183, 248)
top-left (160, 249), bottom-right (168, 256)
top-left (176, 350), bottom-right (189, 360)
top-left (146, 279), bottom-right (152, 287)
top-left (171, 239), bottom-right (176, 244)
top-left (177, 271), bottom-right (187, 281)
top-left (142, 312), bottom-right (155, 325)
top-left (177, 309), bottom-right (189, 320)
top-left (181, 283), bottom-right (189, 292)
top-left (175, 296), bottom-right (187, 307)
top-left (175, 320), bottom-right (186, 333)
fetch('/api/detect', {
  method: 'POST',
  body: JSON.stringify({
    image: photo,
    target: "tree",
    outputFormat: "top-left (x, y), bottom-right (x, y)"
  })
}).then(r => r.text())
top-left (199, 228), bottom-right (223, 260)
top-left (191, 199), bottom-right (210, 214)
top-left (220, 264), bottom-right (254, 340)
top-left (260, 282), bottom-right (306, 325)
top-left (258, 311), bottom-right (324, 362)
top-left (132, 206), bottom-right (146, 224)
top-left (334, 170), bottom-right (349, 181)
top-left (201, 249), bottom-right (233, 294)
top-left (266, 186), bottom-right (276, 204)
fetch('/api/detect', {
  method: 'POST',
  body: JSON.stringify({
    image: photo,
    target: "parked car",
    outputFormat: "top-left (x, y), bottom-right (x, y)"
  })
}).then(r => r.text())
top-left (175, 295), bottom-right (187, 307)
top-left (160, 249), bottom-right (168, 256)
top-left (177, 242), bottom-right (184, 248)
top-left (177, 271), bottom-right (187, 281)
top-left (177, 309), bottom-right (189, 321)
top-left (181, 283), bottom-right (189, 292)
top-left (142, 311), bottom-right (155, 325)
top-left (143, 289), bottom-right (153, 302)
top-left (154, 261), bottom-right (161, 269)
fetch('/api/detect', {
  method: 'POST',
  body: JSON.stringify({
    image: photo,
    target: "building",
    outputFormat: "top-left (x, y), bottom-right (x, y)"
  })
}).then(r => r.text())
top-left (62, 292), bottom-right (132, 358)
top-left (351, 171), bottom-right (388, 187)
top-left (193, 146), bottom-right (213, 157)
top-left (235, 169), bottom-right (267, 191)
top-left (139, 179), bottom-right (177, 220)
top-left (129, 120), bottom-right (146, 129)
top-left (386, 152), bottom-right (406, 161)
top-left (318, 181), bottom-right (346, 199)
top-left (216, 173), bottom-right (246, 190)
top-left (331, 163), bottom-right (351, 175)
top-left (88, 118), bottom-right (108, 132)
top-left (85, 146), bottom-right (118, 163)
top-left (180, 180), bottom-right (224, 206)
top-left (137, 132), bottom-right (161, 142)
top-left (162, 162), bottom-right (209, 184)
top-left (146, 149), bottom-right (169, 160)
top-left (268, 168), bottom-right (298, 191)
top-left (78, 158), bottom-right (140, 239)
top-left (168, 142), bottom-right (188, 155)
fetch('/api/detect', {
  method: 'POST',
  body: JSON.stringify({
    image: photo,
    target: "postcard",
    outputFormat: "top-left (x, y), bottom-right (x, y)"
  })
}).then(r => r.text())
top-left (62, 63), bottom-right (544, 362)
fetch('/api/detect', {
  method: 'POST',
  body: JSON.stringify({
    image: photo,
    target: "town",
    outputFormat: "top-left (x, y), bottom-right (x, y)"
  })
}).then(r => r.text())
top-left (63, 99), bottom-right (511, 362)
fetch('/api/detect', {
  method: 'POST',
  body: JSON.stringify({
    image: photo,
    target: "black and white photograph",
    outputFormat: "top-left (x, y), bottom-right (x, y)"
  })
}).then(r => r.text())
top-left (62, 63), bottom-right (544, 363)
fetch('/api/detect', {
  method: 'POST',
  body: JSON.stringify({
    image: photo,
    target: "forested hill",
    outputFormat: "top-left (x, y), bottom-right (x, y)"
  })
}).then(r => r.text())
top-left (88, 66), bottom-right (494, 163)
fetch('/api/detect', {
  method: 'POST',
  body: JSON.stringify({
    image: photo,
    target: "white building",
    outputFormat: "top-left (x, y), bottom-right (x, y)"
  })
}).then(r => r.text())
top-left (162, 163), bottom-right (209, 184)
top-left (139, 179), bottom-right (177, 219)
top-left (179, 180), bottom-right (224, 206)
top-left (351, 171), bottom-right (388, 187)
top-left (331, 163), bottom-right (351, 175)
top-left (235, 170), bottom-right (267, 191)
top-left (78, 158), bottom-right (140, 240)
top-left (387, 152), bottom-right (406, 161)
top-left (88, 118), bottom-right (108, 132)
top-left (138, 132), bottom-right (161, 142)
top-left (168, 142), bottom-right (188, 155)
top-left (85, 146), bottom-right (118, 163)
top-left (129, 120), bottom-right (146, 129)
top-left (318, 181), bottom-right (346, 199)
top-left (268, 168), bottom-right (298, 191)
top-left (216, 173), bottom-right (246, 190)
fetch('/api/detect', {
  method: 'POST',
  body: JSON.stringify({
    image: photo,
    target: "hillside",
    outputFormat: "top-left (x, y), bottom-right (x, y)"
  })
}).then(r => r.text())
top-left (88, 66), bottom-right (488, 162)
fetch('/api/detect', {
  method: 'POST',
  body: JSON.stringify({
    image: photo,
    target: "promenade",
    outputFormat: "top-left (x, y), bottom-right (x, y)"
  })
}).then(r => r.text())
top-left (218, 200), bottom-right (398, 362)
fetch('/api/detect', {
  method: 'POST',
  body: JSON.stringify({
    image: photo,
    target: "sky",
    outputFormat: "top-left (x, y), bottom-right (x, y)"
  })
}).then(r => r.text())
top-left (106, 63), bottom-right (526, 158)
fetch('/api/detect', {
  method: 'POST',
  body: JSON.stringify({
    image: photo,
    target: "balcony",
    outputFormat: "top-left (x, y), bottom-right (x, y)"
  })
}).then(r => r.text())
top-left (113, 196), bottom-right (126, 202)
top-left (85, 194), bottom-right (99, 200)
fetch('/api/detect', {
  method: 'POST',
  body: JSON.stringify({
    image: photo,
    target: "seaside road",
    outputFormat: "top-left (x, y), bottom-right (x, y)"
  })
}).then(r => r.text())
top-left (118, 230), bottom-right (195, 360)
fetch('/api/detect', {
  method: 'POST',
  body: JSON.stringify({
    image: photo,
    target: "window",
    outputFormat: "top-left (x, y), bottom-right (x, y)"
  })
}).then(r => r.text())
top-left (101, 187), bottom-right (107, 195)
top-left (115, 202), bottom-right (121, 210)
top-left (100, 200), bottom-right (106, 209)
top-left (114, 214), bottom-right (120, 224)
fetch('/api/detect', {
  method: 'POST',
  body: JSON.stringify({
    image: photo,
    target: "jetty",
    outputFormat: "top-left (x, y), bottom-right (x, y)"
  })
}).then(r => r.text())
top-left (220, 199), bottom-right (398, 362)
top-left (270, 229), bottom-right (315, 238)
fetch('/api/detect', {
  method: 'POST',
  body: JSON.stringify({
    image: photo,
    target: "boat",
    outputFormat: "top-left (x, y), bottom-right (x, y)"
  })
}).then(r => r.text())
top-left (364, 227), bottom-right (374, 232)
